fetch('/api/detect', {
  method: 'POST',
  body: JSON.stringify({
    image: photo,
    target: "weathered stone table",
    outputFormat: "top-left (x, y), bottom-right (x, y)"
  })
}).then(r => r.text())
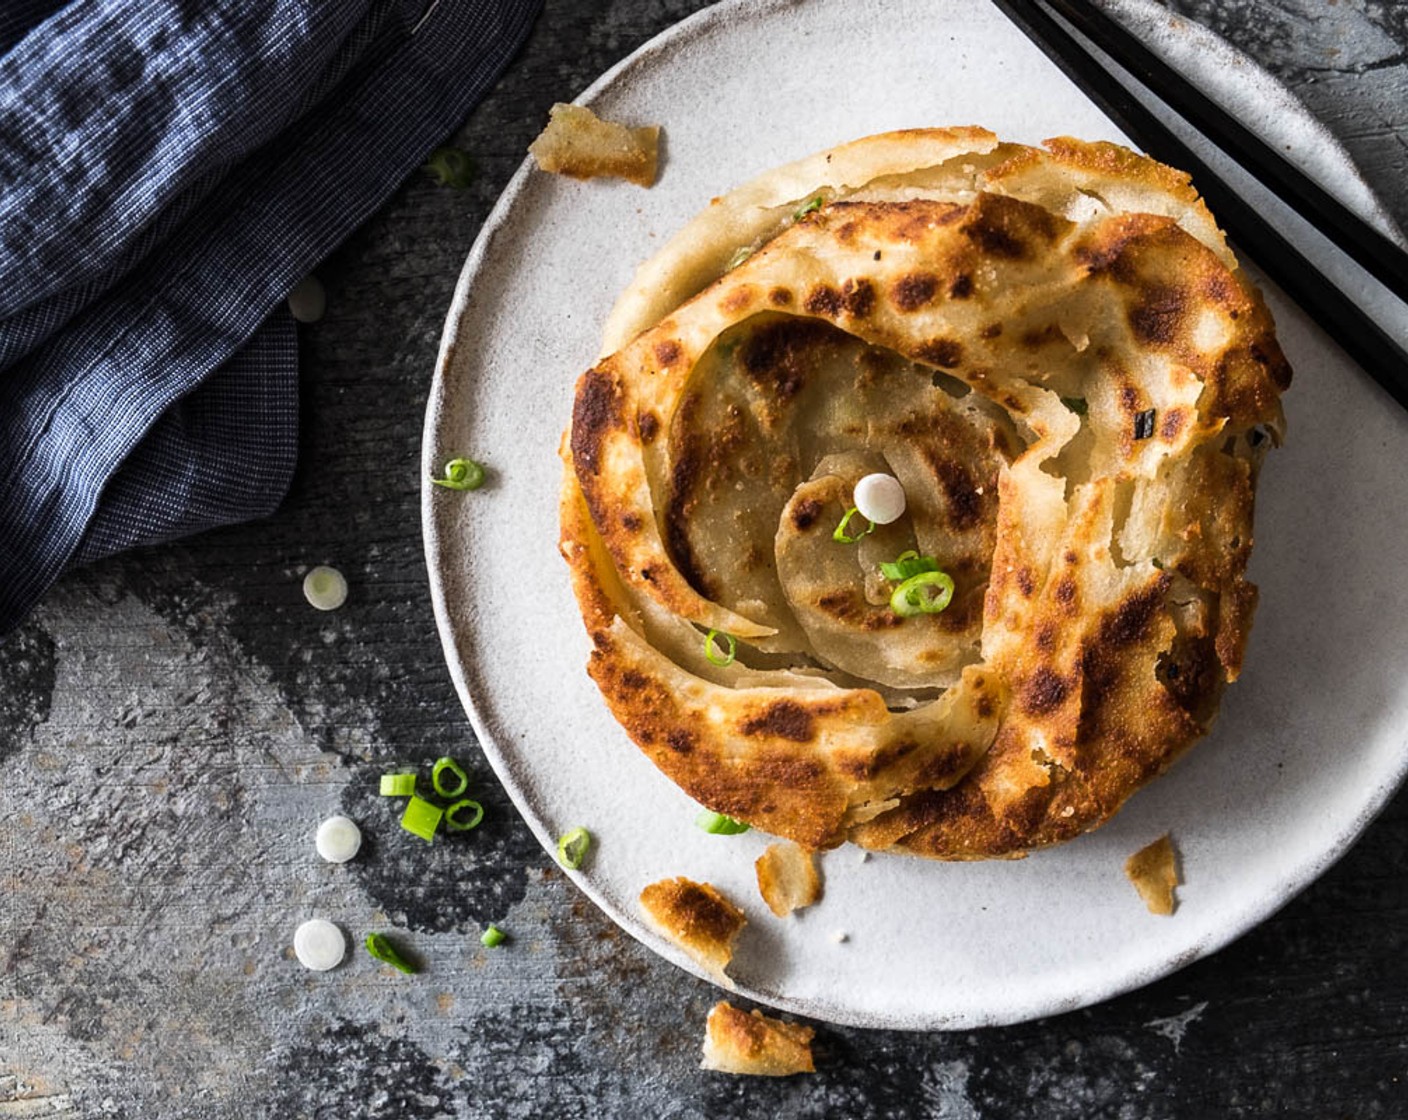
top-left (3, 2), bottom-right (1405, 1115)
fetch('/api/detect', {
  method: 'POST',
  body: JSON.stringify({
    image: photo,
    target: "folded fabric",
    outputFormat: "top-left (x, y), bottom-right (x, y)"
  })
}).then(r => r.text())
top-left (0, 0), bottom-right (541, 636)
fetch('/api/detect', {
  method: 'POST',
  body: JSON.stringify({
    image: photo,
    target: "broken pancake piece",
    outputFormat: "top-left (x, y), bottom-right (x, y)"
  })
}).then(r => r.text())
top-left (529, 102), bottom-right (660, 187)
top-left (701, 1002), bottom-right (816, 1077)
top-left (640, 876), bottom-right (746, 987)
top-left (755, 842), bottom-right (822, 918)
top-left (1126, 833), bottom-right (1180, 915)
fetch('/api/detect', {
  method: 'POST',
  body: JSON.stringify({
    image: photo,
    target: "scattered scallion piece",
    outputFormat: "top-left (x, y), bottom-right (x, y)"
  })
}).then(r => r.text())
top-left (1061, 396), bottom-right (1089, 416)
top-left (444, 798), bottom-right (484, 831)
top-left (890, 569), bottom-right (955, 618)
top-left (556, 826), bottom-right (591, 870)
top-left (365, 933), bottom-right (419, 975)
top-left (793, 195), bottom-right (824, 220)
top-left (695, 810), bottom-right (750, 835)
top-left (726, 246), bottom-right (753, 270)
top-left (703, 629), bottom-right (736, 668)
top-left (481, 924), bottom-right (506, 948)
top-left (401, 795), bottom-right (444, 844)
top-left (879, 550), bottom-right (941, 582)
top-left (432, 457), bottom-right (486, 491)
top-left (315, 815), bottom-right (362, 864)
top-left (432, 756), bottom-right (469, 799)
top-left (302, 565), bottom-right (348, 611)
top-left (1133, 409), bottom-right (1157, 440)
top-left (424, 146), bottom-right (475, 188)
top-left (379, 772), bottom-right (416, 797)
top-left (832, 506), bottom-right (876, 544)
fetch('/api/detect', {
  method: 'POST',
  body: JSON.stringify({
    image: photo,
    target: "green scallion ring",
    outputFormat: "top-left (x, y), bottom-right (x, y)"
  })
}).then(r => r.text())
top-left (481, 924), bottom-right (506, 948)
top-left (432, 457), bottom-right (486, 491)
top-left (703, 629), bottom-right (737, 668)
top-left (444, 798), bottom-right (484, 832)
top-left (432, 756), bottom-right (469, 799)
top-left (889, 570), bottom-right (955, 618)
top-left (695, 810), bottom-right (750, 835)
top-left (556, 826), bottom-right (591, 870)
top-left (832, 506), bottom-right (877, 544)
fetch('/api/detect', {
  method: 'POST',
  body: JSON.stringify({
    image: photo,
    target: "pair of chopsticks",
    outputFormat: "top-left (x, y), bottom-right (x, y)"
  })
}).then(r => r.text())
top-left (990, 0), bottom-right (1408, 410)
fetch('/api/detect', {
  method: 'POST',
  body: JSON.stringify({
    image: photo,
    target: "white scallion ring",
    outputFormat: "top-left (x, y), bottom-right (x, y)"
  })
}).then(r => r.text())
top-left (853, 473), bottom-right (907, 525)
top-left (303, 565), bottom-right (348, 611)
top-left (293, 919), bottom-right (346, 971)
top-left (315, 815), bottom-right (362, 864)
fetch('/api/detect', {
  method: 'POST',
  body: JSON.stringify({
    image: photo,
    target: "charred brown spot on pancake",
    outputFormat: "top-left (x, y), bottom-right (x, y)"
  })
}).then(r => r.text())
top-left (1129, 285), bottom-right (1189, 346)
top-left (654, 339), bottom-right (682, 367)
top-left (1035, 622), bottom-right (1057, 653)
top-left (740, 318), bottom-right (832, 401)
top-left (1158, 633), bottom-right (1222, 723)
top-left (948, 273), bottom-right (973, 299)
top-left (741, 701), bottom-right (816, 742)
top-left (722, 285), bottom-right (757, 315)
top-left (1016, 567), bottom-right (1036, 598)
top-left (791, 497), bottom-right (824, 530)
top-left (981, 322), bottom-right (1003, 339)
top-left (1020, 323), bottom-right (1064, 349)
top-left (919, 450), bottom-right (982, 531)
top-left (804, 285), bottom-right (842, 316)
top-left (916, 338), bottom-right (964, 368)
top-left (1101, 579), bottom-right (1169, 649)
top-left (621, 512), bottom-right (643, 533)
top-left (891, 272), bottom-right (939, 312)
top-left (637, 410), bottom-right (660, 443)
top-left (1054, 575), bottom-right (1078, 611)
top-left (769, 286), bottom-right (793, 307)
top-left (1022, 667), bottom-right (1069, 715)
top-left (961, 192), bottom-right (1063, 260)
top-left (1160, 408), bottom-right (1185, 440)
top-left (840, 278), bottom-right (875, 318)
top-left (619, 670), bottom-right (649, 693)
top-left (1252, 340), bottom-right (1293, 391)
top-left (666, 729), bottom-right (696, 755)
top-left (571, 368), bottom-right (622, 474)
top-left (1074, 212), bottom-right (1175, 280)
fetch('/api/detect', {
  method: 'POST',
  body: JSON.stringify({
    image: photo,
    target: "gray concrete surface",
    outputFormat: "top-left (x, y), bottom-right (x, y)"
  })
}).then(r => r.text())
top-left (2, 1), bottom-right (1406, 1116)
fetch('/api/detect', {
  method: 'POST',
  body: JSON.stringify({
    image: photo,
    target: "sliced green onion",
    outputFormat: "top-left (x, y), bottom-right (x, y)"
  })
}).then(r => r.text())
top-left (890, 569), bottom-right (955, 617)
top-left (695, 810), bottom-right (750, 835)
top-left (365, 933), bottom-right (419, 975)
top-left (444, 798), bottom-right (484, 831)
top-left (432, 756), bottom-right (469, 799)
top-left (401, 795), bottom-right (444, 844)
top-left (1061, 396), bottom-right (1089, 416)
top-left (879, 550), bottom-right (941, 582)
top-left (793, 195), bottom-right (824, 220)
top-left (424, 146), bottom-right (475, 188)
top-left (726, 246), bottom-right (753, 270)
top-left (302, 565), bottom-right (348, 611)
top-left (379, 772), bottom-right (416, 797)
top-left (703, 629), bottom-right (736, 668)
top-left (431, 457), bottom-right (486, 491)
top-left (556, 826), bottom-right (591, 870)
top-left (481, 924), bottom-right (506, 948)
top-left (832, 506), bottom-right (876, 544)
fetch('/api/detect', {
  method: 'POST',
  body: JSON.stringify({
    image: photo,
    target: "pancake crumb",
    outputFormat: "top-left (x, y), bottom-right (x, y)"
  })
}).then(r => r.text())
top-left (701, 1002), bottom-right (815, 1076)
top-left (529, 103), bottom-right (659, 187)
top-left (1126, 833), bottom-right (1180, 915)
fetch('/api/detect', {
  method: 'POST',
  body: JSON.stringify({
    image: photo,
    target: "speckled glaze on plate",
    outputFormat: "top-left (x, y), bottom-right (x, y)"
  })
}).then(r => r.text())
top-left (423, 0), bottom-right (1408, 1030)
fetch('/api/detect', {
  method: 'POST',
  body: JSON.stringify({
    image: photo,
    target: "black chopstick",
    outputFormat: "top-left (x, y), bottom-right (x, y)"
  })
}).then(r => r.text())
top-left (1045, 0), bottom-right (1408, 305)
top-left (989, 0), bottom-right (1408, 411)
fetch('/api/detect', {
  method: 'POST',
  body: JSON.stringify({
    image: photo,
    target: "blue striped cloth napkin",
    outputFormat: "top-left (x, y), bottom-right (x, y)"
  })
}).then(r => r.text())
top-left (0, 0), bottom-right (540, 636)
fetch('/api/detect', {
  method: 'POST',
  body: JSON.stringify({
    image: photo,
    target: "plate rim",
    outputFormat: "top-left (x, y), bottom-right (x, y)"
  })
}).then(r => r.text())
top-left (422, 0), bottom-right (1407, 1030)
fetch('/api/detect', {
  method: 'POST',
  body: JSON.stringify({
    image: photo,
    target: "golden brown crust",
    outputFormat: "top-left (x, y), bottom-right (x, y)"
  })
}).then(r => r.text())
top-left (529, 103), bottom-right (659, 187)
top-left (701, 1002), bottom-right (816, 1076)
top-left (563, 131), bottom-right (1288, 860)
top-left (755, 842), bottom-right (823, 918)
top-left (1125, 833), bottom-right (1180, 915)
top-left (639, 877), bottom-right (747, 986)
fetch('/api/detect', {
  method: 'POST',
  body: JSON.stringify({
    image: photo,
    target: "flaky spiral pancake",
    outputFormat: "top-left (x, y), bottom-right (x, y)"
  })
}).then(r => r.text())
top-left (560, 129), bottom-right (1289, 859)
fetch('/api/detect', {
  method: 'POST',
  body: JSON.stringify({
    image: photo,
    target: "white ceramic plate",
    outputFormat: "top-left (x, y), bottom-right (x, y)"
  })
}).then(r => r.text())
top-left (423, 0), bottom-right (1408, 1029)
